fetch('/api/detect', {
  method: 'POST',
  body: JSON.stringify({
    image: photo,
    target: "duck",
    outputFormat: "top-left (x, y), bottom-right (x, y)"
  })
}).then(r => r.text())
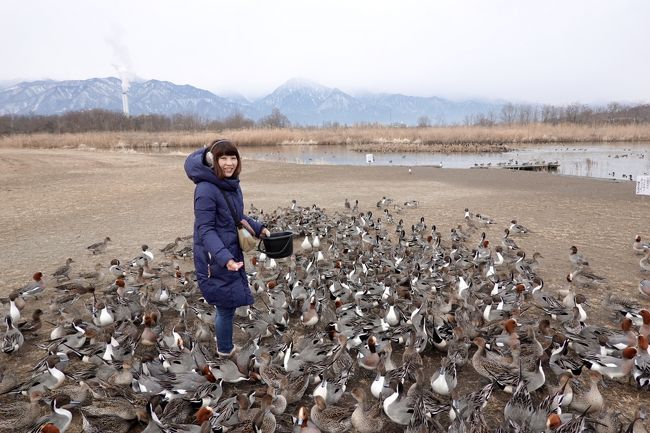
top-left (640, 280), bottom-right (650, 298)
top-left (292, 406), bottom-right (321, 433)
top-left (449, 382), bottom-right (494, 423)
top-left (25, 394), bottom-right (76, 433)
top-left (605, 318), bottom-right (637, 350)
top-left (18, 354), bottom-right (67, 395)
top-left (503, 375), bottom-right (534, 427)
top-left (87, 237), bottom-right (111, 255)
top-left (131, 244), bottom-right (154, 267)
top-left (569, 245), bottom-right (590, 267)
top-left (624, 408), bottom-right (649, 433)
top-left (92, 302), bottom-right (115, 327)
top-left (633, 335), bottom-right (650, 388)
top-left (370, 361), bottom-right (389, 400)
top-left (640, 310), bottom-right (650, 338)
top-left (211, 358), bottom-right (249, 383)
top-left (501, 228), bottom-right (519, 251)
top-left (301, 235), bottom-right (312, 251)
top-left (16, 309), bottom-right (44, 336)
top-left (582, 347), bottom-right (637, 380)
top-left (357, 335), bottom-right (381, 370)
top-left (407, 368), bottom-right (449, 432)
top-left (545, 374), bottom-right (573, 409)
top-left (545, 410), bottom-right (589, 433)
top-left (109, 259), bottom-right (127, 278)
top-left (258, 386), bottom-right (287, 416)
top-left (52, 258), bottom-right (74, 281)
top-left (633, 235), bottom-right (650, 254)
top-left (279, 370), bottom-right (311, 405)
top-left (301, 298), bottom-right (319, 327)
top-left (471, 336), bottom-right (516, 382)
top-left (234, 393), bottom-right (276, 433)
top-left (8, 293), bottom-right (22, 322)
top-left (568, 370), bottom-right (604, 415)
top-left (141, 400), bottom-right (167, 433)
top-left (80, 395), bottom-right (144, 433)
top-left (2, 315), bottom-right (24, 353)
top-left (351, 387), bottom-right (385, 433)
top-left (509, 219), bottom-right (530, 235)
top-left (476, 213), bottom-right (496, 225)
top-left (382, 380), bottom-right (413, 426)
top-left (310, 395), bottom-right (353, 433)
top-left (18, 272), bottom-right (46, 299)
top-left (160, 237), bottom-right (183, 255)
top-left (549, 339), bottom-right (583, 377)
top-left (0, 390), bottom-right (50, 430)
top-left (494, 357), bottom-right (546, 393)
top-left (430, 356), bottom-right (458, 396)
top-left (568, 266), bottom-right (607, 288)
top-left (258, 352), bottom-right (285, 389)
top-left (641, 249), bottom-right (650, 272)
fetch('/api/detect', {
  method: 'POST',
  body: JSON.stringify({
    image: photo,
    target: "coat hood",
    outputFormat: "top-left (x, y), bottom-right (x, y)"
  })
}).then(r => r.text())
top-left (184, 147), bottom-right (239, 191)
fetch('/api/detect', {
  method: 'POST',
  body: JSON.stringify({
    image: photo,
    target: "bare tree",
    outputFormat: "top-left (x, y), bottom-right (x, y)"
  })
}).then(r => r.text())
top-left (258, 108), bottom-right (290, 128)
top-left (417, 115), bottom-right (431, 128)
top-left (499, 103), bottom-right (516, 125)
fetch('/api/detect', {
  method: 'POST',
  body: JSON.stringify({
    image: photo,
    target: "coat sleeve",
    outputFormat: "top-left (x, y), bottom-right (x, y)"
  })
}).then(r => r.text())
top-left (195, 184), bottom-right (234, 268)
top-left (243, 215), bottom-right (265, 237)
top-left (237, 186), bottom-right (265, 237)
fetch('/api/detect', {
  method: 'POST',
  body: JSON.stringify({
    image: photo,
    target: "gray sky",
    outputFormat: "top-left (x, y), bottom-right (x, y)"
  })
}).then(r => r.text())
top-left (2, 0), bottom-right (649, 104)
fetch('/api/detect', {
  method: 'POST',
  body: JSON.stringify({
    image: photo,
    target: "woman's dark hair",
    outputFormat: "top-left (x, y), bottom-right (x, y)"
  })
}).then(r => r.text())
top-left (209, 139), bottom-right (241, 179)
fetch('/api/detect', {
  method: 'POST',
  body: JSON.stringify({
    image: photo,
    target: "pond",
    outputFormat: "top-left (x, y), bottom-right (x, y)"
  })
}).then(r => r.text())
top-left (236, 143), bottom-right (650, 180)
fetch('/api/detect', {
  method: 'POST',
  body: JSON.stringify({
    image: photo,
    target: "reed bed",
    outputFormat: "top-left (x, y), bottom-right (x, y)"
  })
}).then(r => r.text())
top-left (0, 131), bottom-right (216, 150)
top-left (1, 123), bottom-right (650, 152)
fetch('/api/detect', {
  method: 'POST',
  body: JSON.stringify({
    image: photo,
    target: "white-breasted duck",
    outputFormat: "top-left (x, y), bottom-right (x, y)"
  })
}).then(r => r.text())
top-left (633, 235), bottom-right (650, 254)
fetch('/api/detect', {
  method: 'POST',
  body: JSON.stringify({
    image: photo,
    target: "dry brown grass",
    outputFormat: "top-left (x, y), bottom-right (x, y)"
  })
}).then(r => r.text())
top-left (0, 131), bottom-right (216, 150)
top-left (1, 123), bottom-right (649, 152)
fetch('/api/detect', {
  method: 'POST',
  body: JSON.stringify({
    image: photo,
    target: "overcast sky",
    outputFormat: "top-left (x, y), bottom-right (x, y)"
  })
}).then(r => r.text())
top-left (2, 0), bottom-right (649, 104)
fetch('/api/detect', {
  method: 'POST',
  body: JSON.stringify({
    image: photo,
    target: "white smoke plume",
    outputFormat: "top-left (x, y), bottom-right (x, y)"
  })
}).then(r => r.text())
top-left (106, 29), bottom-right (134, 93)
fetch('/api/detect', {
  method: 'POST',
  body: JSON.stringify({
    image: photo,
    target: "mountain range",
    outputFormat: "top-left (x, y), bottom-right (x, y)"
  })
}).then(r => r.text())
top-left (0, 77), bottom-right (504, 126)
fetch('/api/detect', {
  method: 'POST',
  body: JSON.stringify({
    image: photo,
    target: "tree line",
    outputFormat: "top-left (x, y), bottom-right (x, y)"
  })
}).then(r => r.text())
top-left (462, 102), bottom-right (650, 127)
top-left (0, 108), bottom-right (290, 135)
top-left (1, 103), bottom-right (649, 134)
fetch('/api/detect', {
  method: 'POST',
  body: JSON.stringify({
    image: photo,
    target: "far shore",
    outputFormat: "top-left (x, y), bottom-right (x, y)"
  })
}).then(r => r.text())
top-left (1, 123), bottom-right (650, 153)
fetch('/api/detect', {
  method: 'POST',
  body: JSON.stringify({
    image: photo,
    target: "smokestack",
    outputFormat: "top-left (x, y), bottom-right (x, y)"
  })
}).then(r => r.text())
top-left (119, 71), bottom-right (130, 117)
top-left (113, 64), bottom-right (131, 117)
top-left (121, 90), bottom-right (129, 117)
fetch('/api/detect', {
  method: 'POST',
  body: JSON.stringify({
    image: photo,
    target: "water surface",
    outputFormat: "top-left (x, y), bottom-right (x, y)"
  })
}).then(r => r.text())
top-left (238, 143), bottom-right (650, 180)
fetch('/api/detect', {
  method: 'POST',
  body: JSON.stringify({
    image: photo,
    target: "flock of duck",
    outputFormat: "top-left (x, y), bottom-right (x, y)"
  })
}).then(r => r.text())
top-left (1, 198), bottom-right (650, 433)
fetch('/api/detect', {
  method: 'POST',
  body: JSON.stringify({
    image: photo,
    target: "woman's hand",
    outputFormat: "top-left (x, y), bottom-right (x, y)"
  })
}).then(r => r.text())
top-left (226, 259), bottom-right (244, 271)
top-left (261, 228), bottom-right (271, 238)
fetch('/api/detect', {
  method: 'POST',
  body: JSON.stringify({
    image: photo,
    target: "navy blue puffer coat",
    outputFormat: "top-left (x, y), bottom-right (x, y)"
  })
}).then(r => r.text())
top-left (184, 148), bottom-right (264, 308)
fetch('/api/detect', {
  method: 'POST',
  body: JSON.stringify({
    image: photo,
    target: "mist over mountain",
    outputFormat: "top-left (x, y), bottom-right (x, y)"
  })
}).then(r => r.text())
top-left (0, 77), bottom-right (504, 125)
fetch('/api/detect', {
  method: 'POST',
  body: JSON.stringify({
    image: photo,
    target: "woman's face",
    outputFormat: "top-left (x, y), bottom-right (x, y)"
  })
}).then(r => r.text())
top-left (218, 155), bottom-right (238, 178)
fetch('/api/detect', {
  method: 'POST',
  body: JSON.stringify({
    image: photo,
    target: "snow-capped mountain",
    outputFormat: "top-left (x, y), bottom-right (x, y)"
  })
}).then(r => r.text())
top-left (0, 77), bottom-right (503, 125)
top-left (0, 77), bottom-right (240, 119)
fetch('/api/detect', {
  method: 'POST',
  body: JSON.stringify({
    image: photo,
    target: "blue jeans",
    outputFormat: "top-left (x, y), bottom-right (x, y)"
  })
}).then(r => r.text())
top-left (215, 306), bottom-right (235, 354)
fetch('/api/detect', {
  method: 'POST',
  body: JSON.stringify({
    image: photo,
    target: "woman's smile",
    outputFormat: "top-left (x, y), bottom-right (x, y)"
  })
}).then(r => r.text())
top-left (218, 155), bottom-right (239, 177)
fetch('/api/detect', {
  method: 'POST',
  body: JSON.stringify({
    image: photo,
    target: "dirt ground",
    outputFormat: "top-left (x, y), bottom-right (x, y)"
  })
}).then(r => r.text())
top-left (0, 147), bottom-right (649, 431)
top-left (1, 147), bottom-right (648, 294)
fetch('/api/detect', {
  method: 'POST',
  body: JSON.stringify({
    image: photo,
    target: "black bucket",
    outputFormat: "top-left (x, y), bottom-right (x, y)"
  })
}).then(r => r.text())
top-left (258, 231), bottom-right (294, 258)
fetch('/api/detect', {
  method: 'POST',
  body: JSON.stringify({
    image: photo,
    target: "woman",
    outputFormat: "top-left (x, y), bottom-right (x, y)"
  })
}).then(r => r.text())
top-left (184, 139), bottom-right (270, 357)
